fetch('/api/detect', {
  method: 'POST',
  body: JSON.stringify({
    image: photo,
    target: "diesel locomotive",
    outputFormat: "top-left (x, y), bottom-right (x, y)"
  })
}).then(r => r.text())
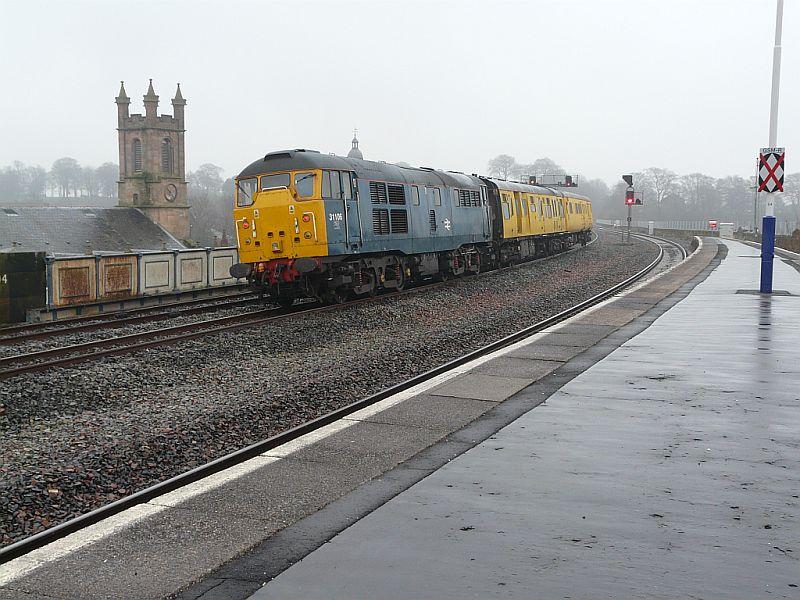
top-left (230, 149), bottom-right (593, 305)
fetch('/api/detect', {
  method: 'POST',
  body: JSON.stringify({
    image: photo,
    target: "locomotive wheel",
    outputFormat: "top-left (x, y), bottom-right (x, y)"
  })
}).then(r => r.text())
top-left (394, 262), bottom-right (406, 291)
top-left (325, 287), bottom-right (348, 305)
top-left (471, 253), bottom-right (481, 275)
top-left (276, 295), bottom-right (294, 309)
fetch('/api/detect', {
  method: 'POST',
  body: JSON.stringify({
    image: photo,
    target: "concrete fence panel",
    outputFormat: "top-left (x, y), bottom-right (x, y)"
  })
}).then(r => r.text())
top-left (175, 250), bottom-right (208, 291)
top-left (50, 257), bottom-right (97, 306)
top-left (208, 247), bottom-right (239, 286)
top-left (98, 254), bottom-right (138, 300)
top-left (139, 251), bottom-right (175, 295)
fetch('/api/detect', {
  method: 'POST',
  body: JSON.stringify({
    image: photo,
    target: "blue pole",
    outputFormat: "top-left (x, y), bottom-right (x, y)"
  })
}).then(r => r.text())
top-left (760, 215), bottom-right (776, 293)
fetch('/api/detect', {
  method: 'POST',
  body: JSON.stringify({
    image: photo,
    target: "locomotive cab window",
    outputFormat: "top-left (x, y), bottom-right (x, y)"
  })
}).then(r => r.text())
top-left (330, 171), bottom-right (342, 199)
top-left (260, 173), bottom-right (290, 191)
top-left (341, 172), bottom-right (353, 200)
top-left (411, 185), bottom-right (420, 205)
top-left (236, 177), bottom-right (257, 207)
top-left (294, 172), bottom-right (316, 198)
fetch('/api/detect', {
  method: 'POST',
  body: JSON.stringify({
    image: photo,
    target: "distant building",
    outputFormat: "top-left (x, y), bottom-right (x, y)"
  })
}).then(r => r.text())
top-left (115, 80), bottom-right (190, 240)
top-left (347, 130), bottom-right (363, 160)
top-left (0, 80), bottom-right (190, 255)
top-left (0, 206), bottom-right (183, 254)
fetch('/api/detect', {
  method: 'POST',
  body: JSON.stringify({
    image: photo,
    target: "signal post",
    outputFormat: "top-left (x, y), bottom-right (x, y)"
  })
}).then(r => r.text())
top-left (622, 174), bottom-right (641, 243)
top-left (759, 0), bottom-right (785, 293)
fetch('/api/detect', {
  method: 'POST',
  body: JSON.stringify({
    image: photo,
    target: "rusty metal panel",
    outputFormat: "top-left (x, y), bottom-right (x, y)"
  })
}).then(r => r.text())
top-left (50, 257), bottom-right (97, 306)
top-left (175, 250), bottom-right (208, 290)
top-left (139, 252), bottom-right (174, 295)
top-left (98, 254), bottom-right (138, 299)
top-left (208, 248), bottom-right (239, 286)
top-left (0, 252), bottom-right (47, 323)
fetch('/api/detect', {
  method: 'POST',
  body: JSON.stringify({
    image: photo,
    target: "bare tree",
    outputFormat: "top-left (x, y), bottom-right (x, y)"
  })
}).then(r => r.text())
top-left (96, 163), bottom-right (119, 198)
top-left (487, 154), bottom-right (516, 179)
top-left (187, 164), bottom-right (232, 246)
top-left (50, 157), bottom-right (82, 197)
top-left (639, 167), bottom-right (677, 219)
top-left (531, 157), bottom-right (563, 175)
top-left (24, 165), bottom-right (47, 201)
top-left (82, 166), bottom-right (99, 197)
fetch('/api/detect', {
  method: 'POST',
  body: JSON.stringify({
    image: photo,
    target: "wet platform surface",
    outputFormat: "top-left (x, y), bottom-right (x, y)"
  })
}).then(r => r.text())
top-left (249, 239), bottom-right (800, 600)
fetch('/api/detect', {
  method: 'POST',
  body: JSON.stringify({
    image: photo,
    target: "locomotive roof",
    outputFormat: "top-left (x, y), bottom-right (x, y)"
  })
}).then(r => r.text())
top-left (238, 149), bottom-right (484, 189)
top-left (484, 177), bottom-right (590, 201)
top-left (238, 150), bottom-right (590, 202)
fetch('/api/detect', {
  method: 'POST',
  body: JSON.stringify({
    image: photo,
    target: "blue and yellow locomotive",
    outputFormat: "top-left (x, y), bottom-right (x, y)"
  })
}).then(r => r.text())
top-left (231, 149), bottom-right (593, 305)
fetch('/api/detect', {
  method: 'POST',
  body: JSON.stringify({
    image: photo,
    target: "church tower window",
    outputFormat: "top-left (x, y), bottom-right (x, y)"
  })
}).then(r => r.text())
top-left (133, 138), bottom-right (143, 172)
top-left (161, 138), bottom-right (173, 174)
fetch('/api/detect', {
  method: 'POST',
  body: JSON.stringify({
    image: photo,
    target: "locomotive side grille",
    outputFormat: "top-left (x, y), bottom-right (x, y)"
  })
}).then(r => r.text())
top-left (369, 181), bottom-right (388, 204)
top-left (372, 208), bottom-right (390, 235)
top-left (387, 184), bottom-right (406, 205)
top-left (390, 209), bottom-right (408, 234)
top-left (470, 190), bottom-right (480, 206)
top-left (458, 190), bottom-right (469, 207)
top-left (429, 210), bottom-right (437, 232)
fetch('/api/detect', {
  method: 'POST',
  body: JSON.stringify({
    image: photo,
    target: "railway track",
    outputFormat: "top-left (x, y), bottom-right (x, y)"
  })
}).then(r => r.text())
top-left (0, 291), bottom-right (258, 344)
top-left (0, 231), bottom-right (687, 563)
top-left (0, 234), bottom-right (602, 380)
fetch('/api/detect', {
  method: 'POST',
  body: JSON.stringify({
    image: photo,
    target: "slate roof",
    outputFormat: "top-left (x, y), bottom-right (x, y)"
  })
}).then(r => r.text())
top-left (0, 207), bottom-right (185, 254)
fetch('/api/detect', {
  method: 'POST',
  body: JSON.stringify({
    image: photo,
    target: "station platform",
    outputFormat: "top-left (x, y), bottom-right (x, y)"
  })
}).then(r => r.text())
top-left (2, 238), bottom-right (798, 600)
top-left (247, 239), bottom-right (800, 599)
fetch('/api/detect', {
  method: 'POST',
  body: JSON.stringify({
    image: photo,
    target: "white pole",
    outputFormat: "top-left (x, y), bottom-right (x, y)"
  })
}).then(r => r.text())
top-left (765, 0), bottom-right (783, 217)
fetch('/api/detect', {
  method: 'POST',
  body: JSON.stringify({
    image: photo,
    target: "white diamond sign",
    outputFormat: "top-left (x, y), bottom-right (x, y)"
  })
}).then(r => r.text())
top-left (758, 147), bottom-right (785, 193)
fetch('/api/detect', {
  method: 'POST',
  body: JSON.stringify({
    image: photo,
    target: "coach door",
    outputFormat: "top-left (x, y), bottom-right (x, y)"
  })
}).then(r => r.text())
top-left (480, 186), bottom-right (489, 237)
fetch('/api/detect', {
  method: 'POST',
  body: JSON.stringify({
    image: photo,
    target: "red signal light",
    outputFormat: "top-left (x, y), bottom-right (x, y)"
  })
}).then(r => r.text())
top-left (242, 219), bottom-right (250, 229)
top-left (302, 214), bottom-right (311, 223)
top-left (625, 190), bottom-right (635, 206)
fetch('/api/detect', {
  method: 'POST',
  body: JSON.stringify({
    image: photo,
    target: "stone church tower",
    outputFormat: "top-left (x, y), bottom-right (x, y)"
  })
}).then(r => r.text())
top-left (115, 80), bottom-right (189, 240)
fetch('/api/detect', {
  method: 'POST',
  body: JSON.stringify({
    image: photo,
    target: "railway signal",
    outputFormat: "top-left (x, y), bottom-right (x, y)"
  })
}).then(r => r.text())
top-left (621, 175), bottom-right (639, 243)
top-left (622, 174), bottom-right (633, 187)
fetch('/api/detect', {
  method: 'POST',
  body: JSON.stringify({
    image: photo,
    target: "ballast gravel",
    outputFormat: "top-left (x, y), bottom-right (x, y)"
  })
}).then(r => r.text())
top-left (0, 231), bottom-right (659, 547)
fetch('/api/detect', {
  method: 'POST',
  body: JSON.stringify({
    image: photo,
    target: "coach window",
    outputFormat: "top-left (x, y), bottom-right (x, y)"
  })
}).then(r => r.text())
top-left (294, 172), bottom-right (316, 198)
top-left (341, 172), bottom-right (353, 199)
top-left (322, 171), bottom-right (331, 197)
top-left (411, 185), bottom-right (420, 205)
top-left (502, 200), bottom-right (511, 220)
top-left (330, 170), bottom-right (342, 199)
top-left (521, 195), bottom-right (528, 216)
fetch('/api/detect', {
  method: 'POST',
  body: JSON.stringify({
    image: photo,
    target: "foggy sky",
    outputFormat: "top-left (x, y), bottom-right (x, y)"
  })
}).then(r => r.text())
top-left (1, 0), bottom-right (797, 184)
